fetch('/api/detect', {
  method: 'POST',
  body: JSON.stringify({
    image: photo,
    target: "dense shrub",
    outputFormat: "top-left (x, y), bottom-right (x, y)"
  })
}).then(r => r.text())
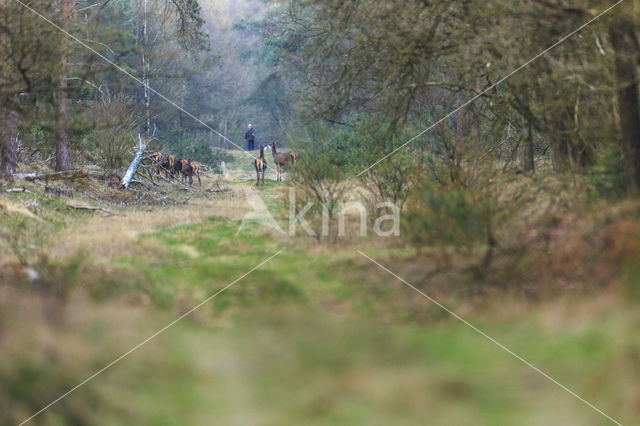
top-left (348, 119), bottom-right (419, 209)
top-left (290, 128), bottom-right (351, 241)
top-left (589, 149), bottom-right (626, 198)
top-left (403, 184), bottom-right (492, 259)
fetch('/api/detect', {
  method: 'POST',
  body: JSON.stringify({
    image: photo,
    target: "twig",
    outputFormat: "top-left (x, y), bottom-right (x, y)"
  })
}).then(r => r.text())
top-left (155, 170), bottom-right (198, 190)
top-left (134, 170), bottom-right (160, 187)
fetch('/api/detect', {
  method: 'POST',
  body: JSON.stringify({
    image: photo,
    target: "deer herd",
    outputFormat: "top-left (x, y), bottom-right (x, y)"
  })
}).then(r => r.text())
top-left (149, 141), bottom-right (297, 187)
top-left (150, 152), bottom-right (202, 186)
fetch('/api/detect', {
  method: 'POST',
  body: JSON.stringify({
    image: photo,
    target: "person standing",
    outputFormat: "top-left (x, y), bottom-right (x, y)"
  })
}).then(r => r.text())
top-left (245, 124), bottom-right (255, 151)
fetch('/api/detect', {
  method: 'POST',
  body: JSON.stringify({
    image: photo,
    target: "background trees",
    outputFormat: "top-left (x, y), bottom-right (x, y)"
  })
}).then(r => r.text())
top-left (0, 0), bottom-right (638, 197)
top-left (0, 0), bottom-right (282, 175)
top-left (270, 0), bottom-right (639, 194)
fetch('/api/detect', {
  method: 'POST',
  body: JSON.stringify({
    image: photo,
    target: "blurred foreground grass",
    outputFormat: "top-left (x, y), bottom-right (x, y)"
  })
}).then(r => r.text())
top-left (1, 180), bottom-right (640, 425)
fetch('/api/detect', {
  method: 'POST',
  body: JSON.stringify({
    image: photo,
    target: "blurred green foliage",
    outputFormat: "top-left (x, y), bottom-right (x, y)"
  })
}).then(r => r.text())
top-left (403, 185), bottom-right (491, 257)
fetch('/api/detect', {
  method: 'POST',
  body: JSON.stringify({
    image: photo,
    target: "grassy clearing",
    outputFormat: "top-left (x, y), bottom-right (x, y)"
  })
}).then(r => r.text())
top-left (1, 159), bottom-right (639, 425)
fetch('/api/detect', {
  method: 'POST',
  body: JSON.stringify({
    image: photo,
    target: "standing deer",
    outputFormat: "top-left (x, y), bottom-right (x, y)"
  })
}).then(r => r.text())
top-left (173, 156), bottom-right (183, 178)
top-left (151, 151), bottom-right (163, 176)
top-left (161, 154), bottom-right (176, 178)
top-left (254, 145), bottom-right (267, 186)
top-left (178, 158), bottom-right (194, 185)
top-left (176, 159), bottom-right (201, 186)
top-left (269, 141), bottom-right (297, 182)
top-left (190, 161), bottom-right (202, 186)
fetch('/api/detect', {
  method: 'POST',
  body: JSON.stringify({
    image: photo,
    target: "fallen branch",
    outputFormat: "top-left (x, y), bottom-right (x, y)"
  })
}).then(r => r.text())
top-left (5, 187), bottom-right (33, 194)
top-left (134, 169), bottom-right (160, 187)
top-left (15, 169), bottom-right (89, 182)
top-left (66, 203), bottom-right (125, 217)
top-left (155, 170), bottom-right (198, 191)
top-left (128, 178), bottom-right (151, 190)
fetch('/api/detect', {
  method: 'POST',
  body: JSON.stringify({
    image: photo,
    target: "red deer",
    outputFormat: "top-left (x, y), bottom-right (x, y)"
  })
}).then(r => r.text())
top-left (160, 154), bottom-right (176, 178)
top-left (151, 151), bottom-right (163, 176)
top-left (173, 156), bottom-right (184, 179)
top-left (289, 151), bottom-right (299, 165)
top-left (254, 144), bottom-right (267, 186)
top-left (190, 161), bottom-right (202, 186)
top-left (176, 158), bottom-right (188, 183)
top-left (269, 141), bottom-right (297, 182)
top-left (178, 158), bottom-right (200, 186)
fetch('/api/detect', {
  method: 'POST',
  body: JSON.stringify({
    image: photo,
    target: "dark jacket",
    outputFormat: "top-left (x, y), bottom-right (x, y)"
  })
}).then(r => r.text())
top-left (245, 128), bottom-right (255, 142)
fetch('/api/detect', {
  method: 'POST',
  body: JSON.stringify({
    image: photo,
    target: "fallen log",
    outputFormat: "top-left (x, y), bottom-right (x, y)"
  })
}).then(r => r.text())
top-left (15, 169), bottom-right (89, 182)
top-left (5, 187), bottom-right (33, 194)
top-left (122, 138), bottom-right (146, 189)
top-left (66, 202), bottom-right (124, 217)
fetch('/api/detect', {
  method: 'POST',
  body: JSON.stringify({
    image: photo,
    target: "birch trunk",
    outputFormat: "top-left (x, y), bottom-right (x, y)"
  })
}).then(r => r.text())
top-left (55, 0), bottom-right (73, 171)
top-left (141, 0), bottom-right (151, 137)
top-left (121, 140), bottom-right (146, 188)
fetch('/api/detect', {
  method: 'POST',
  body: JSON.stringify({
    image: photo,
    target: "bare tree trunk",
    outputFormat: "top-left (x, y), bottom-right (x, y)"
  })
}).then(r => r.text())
top-left (142, 0), bottom-right (151, 137)
top-left (548, 108), bottom-right (577, 172)
top-left (55, 84), bottom-right (71, 171)
top-left (1, 105), bottom-right (18, 179)
top-left (522, 121), bottom-right (534, 172)
top-left (610, 22), bottom-right (640, 194)
top-left (122, 140), bottom-right (146, 188)
top-left (55, 0), bottom-right (73, 171)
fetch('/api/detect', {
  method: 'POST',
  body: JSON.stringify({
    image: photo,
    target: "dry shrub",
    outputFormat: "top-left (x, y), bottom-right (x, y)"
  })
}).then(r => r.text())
top-left (89, 91), bottom-right (138, 172)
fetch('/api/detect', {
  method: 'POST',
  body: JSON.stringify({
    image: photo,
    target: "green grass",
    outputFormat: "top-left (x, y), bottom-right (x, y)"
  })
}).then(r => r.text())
top-left (25, 310), bottom-right (631, 426)
top-left (69, 213), bottom-right (633, 426)
top-left (2, 174), bottom-right (639, 425)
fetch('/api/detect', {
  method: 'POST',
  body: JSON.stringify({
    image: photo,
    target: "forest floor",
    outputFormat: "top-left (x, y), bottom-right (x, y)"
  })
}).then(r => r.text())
top-left (1, 151), bottom-right (639, 425)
